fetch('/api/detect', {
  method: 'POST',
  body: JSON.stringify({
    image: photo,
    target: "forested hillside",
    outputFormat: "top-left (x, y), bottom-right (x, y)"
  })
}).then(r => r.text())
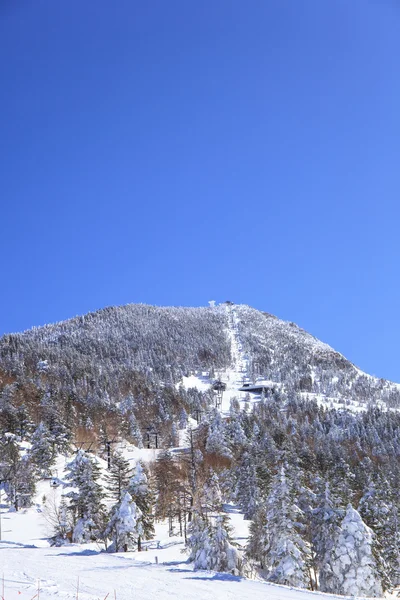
top-left (2, 302), bottom-right (400, 596)
top-left (1, 303), bottom-right (399, 446)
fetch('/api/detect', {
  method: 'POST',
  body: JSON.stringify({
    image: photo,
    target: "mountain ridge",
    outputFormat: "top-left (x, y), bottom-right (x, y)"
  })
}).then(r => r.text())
top-left (1, 301), bottom-right (400, 448)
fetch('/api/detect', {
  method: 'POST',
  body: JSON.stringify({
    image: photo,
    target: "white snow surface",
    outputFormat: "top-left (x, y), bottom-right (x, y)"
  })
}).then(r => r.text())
top-left (0, 457), bottom-right (387, 600)
top-left (0, 516), bottom-right (380, 600)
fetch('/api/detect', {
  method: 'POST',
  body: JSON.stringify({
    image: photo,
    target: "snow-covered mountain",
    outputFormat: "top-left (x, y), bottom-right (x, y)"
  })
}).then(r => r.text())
top-left (1, 302), bottom-right (399, 421)
top-left (1, 302), bottom-right (399, 599)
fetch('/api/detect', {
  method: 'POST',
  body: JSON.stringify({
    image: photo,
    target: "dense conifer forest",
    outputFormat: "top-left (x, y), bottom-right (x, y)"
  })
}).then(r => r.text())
top-left (1, 302), bottom-right (400, 596)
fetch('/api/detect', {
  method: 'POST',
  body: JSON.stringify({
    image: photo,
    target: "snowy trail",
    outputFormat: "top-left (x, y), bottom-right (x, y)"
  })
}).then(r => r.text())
top-left (178, 304), bottom-right (254, 414)
top-left (225, 304), bottom-right (249, 381)
top-left (0, 541), bottom-right (373, 600)
top-left (0, 492), bottom-right (387, 600)
top-left (216, 304), bottom-right (251, 413)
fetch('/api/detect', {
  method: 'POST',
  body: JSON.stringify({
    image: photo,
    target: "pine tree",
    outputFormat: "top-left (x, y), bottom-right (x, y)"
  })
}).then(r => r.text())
top-left (128, 460), bottom-right (155, 549)
top-left (105, 492), bottom-right (142, 552)
top-left (29, 422), bottom-right (55, 476)
top-left (327, 457), bottom-right (355, 507)
top-left (106, 451), bottom-right (132, 502)
top-left (187, 512), bottom-right (212, 569)
top-left (187, 513), bottom-right (241, 573)
top-left (235, 451), bottom-right (260, 520)
top-left (326, 504), bottom-right (383, 597)
top-left (358, 479), bottom-right (394, 590)
top-left (246, 504), bottom-right (268, 569)
top-left (202, 469), bottom-right (222, 516)
top-left (15, 404), bottom-right (34, 439)
top-left (46, 412), bottom-right (71, 455)
top-left (0, 433), bottom-right (36, 510)
top-left (64, 450), bottom-right (106, 543)
top-left (264, 466), bottom-right (310, 588)
top-left (312, 481), bottom-right (342, 592)
top-left (209, 516), bottom-right (241, 574)
top-left (205, 409), bottom-right (231, 459)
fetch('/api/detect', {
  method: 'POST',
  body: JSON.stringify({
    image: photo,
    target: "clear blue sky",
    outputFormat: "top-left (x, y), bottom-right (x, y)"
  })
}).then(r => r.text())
top-left (1, 0), bottom-right (399, 380)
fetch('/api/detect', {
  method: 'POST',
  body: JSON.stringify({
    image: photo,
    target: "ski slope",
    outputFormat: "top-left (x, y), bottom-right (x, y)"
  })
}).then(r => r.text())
top-left (0, 438), bottom-right (388, 600)
top-left (0, 450), bottom-right (388, 600)
top-left (0, 506), bottom-right (384, 600)
top-left (179, 303), bottom-right (275, 414)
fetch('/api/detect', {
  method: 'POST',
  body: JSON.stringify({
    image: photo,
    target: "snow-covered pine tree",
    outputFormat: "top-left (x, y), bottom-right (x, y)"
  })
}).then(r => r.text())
top-left (312, 481), bottom-right (342, 593)
top-left (128, 460), bottom-right (154, 549)
top-left (29, 421), bottom-right (55, 476)
top-left (359, 478), bottom-right (394, 590)
top-left (64, 450), bottom-right (106, 543)
top-left (106, 450), bottom-right (132, 502)
top-left (38, 392), bottom-right (71, 454)
top-left (235, 451), bottom-right (260, 520)
top-left (15, 404), bottom-right (34, 439)
top-left (327, 456), bottom-right (355, 507)
top-left (208, 516), bottom-right (241, 574)
top-left (246, 504), bottom-right (268, 569)
top-left (0, 433), bottom-right (36, 509)
top-left (187, 513), bottom-right (241, 573)
top-left (202, 469), bottom-right (223, 516)
top-left (187, 512), bottom-right (212, 569)
top-left (46, 412), bottom-right (71, 455)
top-left (104, 491), bottom-right (142, 552)
top-left (119, 395), bottom-right (144, 448)
top-left (326, 504), bottom-right (383, 597)
top-left (178, 408), bottom-right (188, 430)
top-left (263, 466), bottom-right (310, 588)
top-left (205, 409), bottom-right (232, 459)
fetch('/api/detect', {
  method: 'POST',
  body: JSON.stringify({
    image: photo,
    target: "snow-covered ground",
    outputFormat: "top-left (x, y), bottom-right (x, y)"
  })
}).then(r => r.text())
top-left (1, 539), bottom-right (367, 600)
top-left (0, 451), bottom-right (388, 600)
top-left (0, 497), bottom-right (383, 600)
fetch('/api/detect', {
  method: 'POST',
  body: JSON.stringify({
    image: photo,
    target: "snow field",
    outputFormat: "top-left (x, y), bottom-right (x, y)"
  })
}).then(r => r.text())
top-left (1, 511), bottom-right (378, 600)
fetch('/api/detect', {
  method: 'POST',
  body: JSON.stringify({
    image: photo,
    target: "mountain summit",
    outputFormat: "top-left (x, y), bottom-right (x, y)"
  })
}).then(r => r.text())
top-left (0, 302), bottom-right (399, 444)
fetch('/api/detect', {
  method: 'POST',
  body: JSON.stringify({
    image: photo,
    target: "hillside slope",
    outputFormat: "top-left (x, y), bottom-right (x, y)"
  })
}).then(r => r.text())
top-left (1, 302), bottom-right (399, 445)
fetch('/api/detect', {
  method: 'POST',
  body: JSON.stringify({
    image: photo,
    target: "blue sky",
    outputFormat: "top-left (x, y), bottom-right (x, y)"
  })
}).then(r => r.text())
top-left (1, 0), bottom-right (399, 380)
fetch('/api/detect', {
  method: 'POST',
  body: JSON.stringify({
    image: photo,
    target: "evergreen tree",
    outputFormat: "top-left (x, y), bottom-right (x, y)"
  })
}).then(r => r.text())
top-left (29, 422), bottom-right (55, 476)
top-left (0, 433), bottom-right (36, 509)
top-left (359, 479), bottom-right (394, 590)
top-left (128, 460), bottom-right (155, 548)
top-left (46, 412), bottom-right (71, 455)
top-left (246, 504), bottom-right (268, 569)
top-left (312, 481), bottom-right (342, 592)
top-left (187, 512), bottom-right (212, 569)
top-left (106, 450), bottom-right (132, 502)
top-left (15, 404), bottom-right (34, 439)
top-left (205, 409), bottom-right (231, 459)
top-left (235, 451), bottom-right (260, 519)
top-left (105, 492), bottom-right (142, 552)
top-left (326, 505), bottom-right (383, 597)
top-left (64, 450), bottom-right (106, 542)
top-left (187, 513), bottom-right (241, 573)
top-left (208, 516), bottom-right (241, 574)
top-left (202, 469), bottom-right (222, 516)
top-left (264, 467), bottom-right (310, 588)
